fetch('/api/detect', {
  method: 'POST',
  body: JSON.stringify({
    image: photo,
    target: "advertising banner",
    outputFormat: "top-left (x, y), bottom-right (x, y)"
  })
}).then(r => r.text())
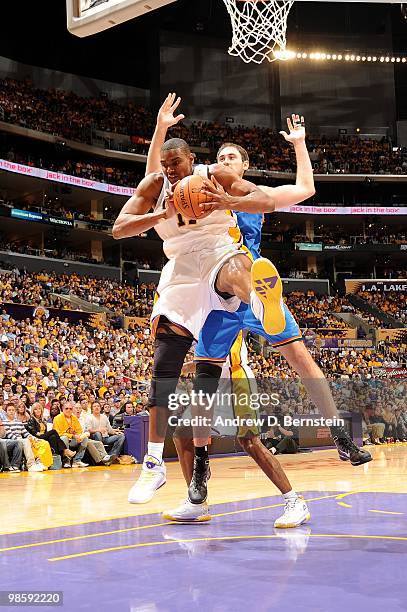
top-left (345, 279), bottom-right (407, 294)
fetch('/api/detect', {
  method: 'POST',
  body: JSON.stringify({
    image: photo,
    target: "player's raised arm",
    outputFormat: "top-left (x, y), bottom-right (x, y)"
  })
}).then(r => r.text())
top-left (112, 173), bottom-right (174, 239)
top-left (202, 114), bottom-right (315, 213)
top-left (258, 114), bottom-right (315, 209)
top-left (145, 93), bottom-right (185, 175)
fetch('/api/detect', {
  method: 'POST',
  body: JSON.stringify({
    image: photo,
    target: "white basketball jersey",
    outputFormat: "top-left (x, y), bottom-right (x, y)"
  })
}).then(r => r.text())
top-left (153, 166), bottom-right (241, 258)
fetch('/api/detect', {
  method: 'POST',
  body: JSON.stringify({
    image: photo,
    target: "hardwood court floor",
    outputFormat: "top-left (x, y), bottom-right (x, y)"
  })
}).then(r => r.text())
top-left (1, 445), bottom-right (406, 612)
top-left (1, 444), bottom-right (406, 535)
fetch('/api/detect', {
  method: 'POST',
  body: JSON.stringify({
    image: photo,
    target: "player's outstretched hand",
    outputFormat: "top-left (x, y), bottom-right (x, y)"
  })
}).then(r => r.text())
top-left (157, 92), bottom-right (185, 129)
top-left (280, 114), bottom-right (306, 144)
top-left (200, 177), bottom-right (233, 212)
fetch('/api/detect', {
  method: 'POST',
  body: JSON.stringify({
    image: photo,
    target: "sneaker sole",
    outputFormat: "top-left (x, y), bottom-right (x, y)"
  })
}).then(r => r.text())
top-left (351, 455), bottom-right (373, 467)
top-left (251, 258), bottom-right (285, 335)
top-left (274, 512), bottom-right (311, 529)
top-left (162, 513), bottom-right (212, 523)
top-left (128, 479), bottom-right (166, 504)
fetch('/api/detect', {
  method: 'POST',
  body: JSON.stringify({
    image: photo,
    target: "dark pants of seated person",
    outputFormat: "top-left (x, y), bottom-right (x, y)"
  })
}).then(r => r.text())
top-left (1, 439), bottom-right (23, 469)
top-left (274, 436), bottom-right (299, 454)
top-left (91, 433), bottom-right (124, 457)
top-left (0, 440), bottom-right (8, 470)
top-left (384, 423), bottom-right (397, 439)
top-left (37, 429), bottom-right (68, 459)
top-left (396, 423), bottom-right (407, 439)
top-left (60, 436), bottom-right (88, 462)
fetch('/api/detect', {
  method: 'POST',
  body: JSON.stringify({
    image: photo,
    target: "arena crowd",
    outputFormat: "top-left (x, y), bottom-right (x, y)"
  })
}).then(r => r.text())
top-left (2, 77), bottom-right (407, 175)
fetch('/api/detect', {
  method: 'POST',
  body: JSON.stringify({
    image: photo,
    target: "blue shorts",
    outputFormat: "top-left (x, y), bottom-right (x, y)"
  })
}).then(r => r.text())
top-left (195, 302), bottom-right (302, 361)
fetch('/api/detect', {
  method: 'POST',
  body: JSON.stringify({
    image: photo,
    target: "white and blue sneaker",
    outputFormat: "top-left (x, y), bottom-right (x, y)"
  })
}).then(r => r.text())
top-left (128, 455), bottom-right (166, 504)
top-left (162, 499), bottom-right (211, 523)
top-left (274, 496), bottom-right (310, 529)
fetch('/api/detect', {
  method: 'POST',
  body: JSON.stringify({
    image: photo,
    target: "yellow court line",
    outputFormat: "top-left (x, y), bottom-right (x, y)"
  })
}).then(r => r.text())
top-left (0, 511), bottom-right (153, 537)
top-left (0, 522), bottom-right (171, 553)
top-left (0, 494), bottom-right (337, 554)
top-left (335, 491), bottom-right (407, 514)
top-left (335, 491), bottom-right (366, 501)
top-left (48, 532), bottom-right (407, 562)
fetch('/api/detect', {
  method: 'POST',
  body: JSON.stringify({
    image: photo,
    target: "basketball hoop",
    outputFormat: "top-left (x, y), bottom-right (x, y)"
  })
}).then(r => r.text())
top-left (222, 0), bottom-right (294, 64)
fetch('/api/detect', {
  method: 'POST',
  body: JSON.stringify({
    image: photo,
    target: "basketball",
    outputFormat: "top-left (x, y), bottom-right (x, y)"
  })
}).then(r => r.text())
top-left (173, 175), bottom-right (213, 219)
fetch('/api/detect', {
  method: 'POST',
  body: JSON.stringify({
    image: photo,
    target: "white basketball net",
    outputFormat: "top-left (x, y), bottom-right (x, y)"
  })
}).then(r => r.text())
top-left (222, 0), bottom-right (294, 64)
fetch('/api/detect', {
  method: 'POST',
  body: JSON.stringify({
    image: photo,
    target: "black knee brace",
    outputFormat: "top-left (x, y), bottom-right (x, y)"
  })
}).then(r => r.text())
top-left (148, 325), bottom-right (193, 407)
top-left (193, 360), bottom-right (223, 396)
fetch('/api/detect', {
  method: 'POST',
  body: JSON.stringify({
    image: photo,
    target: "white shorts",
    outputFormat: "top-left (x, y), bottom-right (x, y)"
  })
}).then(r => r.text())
top-left (151, 243), bottom-right (246, 340)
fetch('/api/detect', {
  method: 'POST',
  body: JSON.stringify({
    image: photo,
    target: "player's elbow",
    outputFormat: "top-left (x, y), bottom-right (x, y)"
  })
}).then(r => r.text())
top-left (297, 187), bottom-right (315, 203)
top-left (264, 198), bottom-right (276, 213)
top-left (112, 221), bottom-right (122, 240)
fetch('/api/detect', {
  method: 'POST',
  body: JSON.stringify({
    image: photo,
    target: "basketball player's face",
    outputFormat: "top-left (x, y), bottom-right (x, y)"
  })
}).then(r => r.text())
top-left (217, 147), bottom-right (249, 178)
top-left (161, 149), bottom-right (194, 184)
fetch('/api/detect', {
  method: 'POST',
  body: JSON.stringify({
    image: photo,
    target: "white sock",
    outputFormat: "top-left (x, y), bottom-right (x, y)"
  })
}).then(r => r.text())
top-left (147, 442), bottom-right (164, 463)
top-left (283, 490), bottom-right (298, 501)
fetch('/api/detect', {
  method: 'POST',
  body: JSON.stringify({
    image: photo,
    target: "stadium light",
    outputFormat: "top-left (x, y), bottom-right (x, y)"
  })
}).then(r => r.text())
top-left (284, 51), bottom-right (407, 64)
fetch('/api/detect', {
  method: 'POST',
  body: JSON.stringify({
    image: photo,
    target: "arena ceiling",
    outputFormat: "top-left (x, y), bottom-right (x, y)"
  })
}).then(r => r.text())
top-left (0, 1), bottom-right (404, 89)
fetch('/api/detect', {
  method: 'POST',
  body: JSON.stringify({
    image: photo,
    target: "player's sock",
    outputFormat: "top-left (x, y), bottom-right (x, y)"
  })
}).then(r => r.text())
top-left (195, 444), bottom-right (209, 460)
top-left (147, 442), bottom-right (164, 463)
top-left (283, 489), bottom-right (298, 501)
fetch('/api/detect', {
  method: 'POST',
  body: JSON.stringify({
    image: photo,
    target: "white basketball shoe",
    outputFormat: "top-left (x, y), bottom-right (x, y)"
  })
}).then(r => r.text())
top-left (162, 499), bottom-right (211, 523)
top-left (274, 495), bottom-right (311, 529)
top-left (128, 455), bottom-right (166, 504)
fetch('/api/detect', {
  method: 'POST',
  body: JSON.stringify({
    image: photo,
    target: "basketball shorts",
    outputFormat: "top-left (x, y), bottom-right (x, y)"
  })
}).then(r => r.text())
top-left (195, 302), bottom-right (302, 361)
top-left (151, 243), bottom-right (247, 340)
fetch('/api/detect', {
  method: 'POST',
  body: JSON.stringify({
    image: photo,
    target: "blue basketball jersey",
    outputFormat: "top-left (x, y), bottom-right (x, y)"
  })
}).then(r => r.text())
top-left (235, 211), bottom-right (263, 260)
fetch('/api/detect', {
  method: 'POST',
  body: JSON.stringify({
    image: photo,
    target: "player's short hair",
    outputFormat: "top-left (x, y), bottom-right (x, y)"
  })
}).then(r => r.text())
top-left (161, 138), bottom-right (191, 156)
top-left (217, 142), bottom-right (250, 165)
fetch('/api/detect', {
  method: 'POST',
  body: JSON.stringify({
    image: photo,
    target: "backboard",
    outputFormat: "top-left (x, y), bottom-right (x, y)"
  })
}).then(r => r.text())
top-left (66, 0), bottom-right (177, 37)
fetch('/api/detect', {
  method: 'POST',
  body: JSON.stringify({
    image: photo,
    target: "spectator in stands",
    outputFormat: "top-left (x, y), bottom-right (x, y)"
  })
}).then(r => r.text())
top-left (15, 398), bottom-right (30, 423)
top-left (26, 402), bottom-right (75, 464)
top-left (0, 416), bottom-right (23, 472)
top-left (112, 400), bottom-right (136, 428)
top-left (102, 403), bottom-right (115, 425)
top-left (2, 402), bottom-right (44, 471)
top-left (47, 400), bottom-right (62, 425)
top-left (72, 403), bottom-right (111, 465)
top-left (52, 401), bottom-right (89, 468)
top-left (363, 407), bottom-right (386, 444)
top-left (86, 401), bottom-right (125, 462)
top-left (358, 291), bottom-right (406, 326)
